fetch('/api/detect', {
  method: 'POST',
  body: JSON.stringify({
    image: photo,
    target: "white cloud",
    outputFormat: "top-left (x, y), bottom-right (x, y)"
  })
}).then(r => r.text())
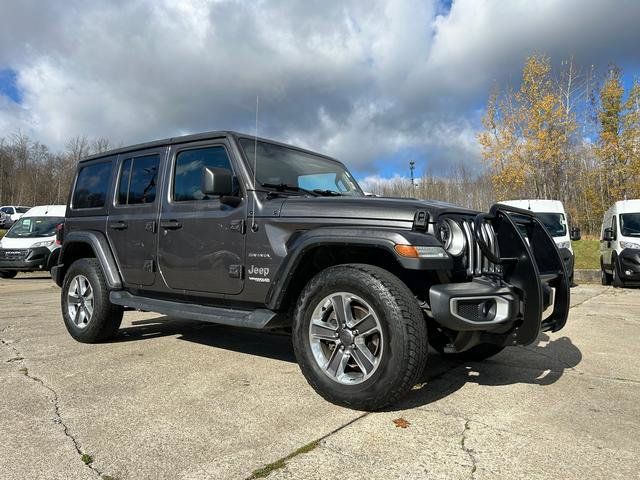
top-left (0, 0), bottom-right (639, 176)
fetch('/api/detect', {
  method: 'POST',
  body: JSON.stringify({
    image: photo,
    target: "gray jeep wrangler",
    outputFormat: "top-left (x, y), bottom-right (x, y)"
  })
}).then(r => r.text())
top-left (52, 131), bottom-right (569, 410)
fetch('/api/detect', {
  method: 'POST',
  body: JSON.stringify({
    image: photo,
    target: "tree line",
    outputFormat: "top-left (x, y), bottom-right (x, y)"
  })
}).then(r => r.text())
top-left (0, 134), bottom-right (111, 208)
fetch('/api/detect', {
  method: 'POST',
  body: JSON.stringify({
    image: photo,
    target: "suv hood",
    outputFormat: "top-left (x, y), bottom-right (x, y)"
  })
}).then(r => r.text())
top-left (0, 235), bottom-right (56, 250)
top-left (279, 196), bottom-right (478, 223)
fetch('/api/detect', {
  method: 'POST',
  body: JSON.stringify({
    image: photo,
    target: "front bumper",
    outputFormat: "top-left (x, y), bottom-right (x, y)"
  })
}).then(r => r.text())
top-left (429, 204), bottom-right (570, 349)
top-left (618, 249), bottom-right (640, 283)
top-left (0, 247), bottom-right (55, 271)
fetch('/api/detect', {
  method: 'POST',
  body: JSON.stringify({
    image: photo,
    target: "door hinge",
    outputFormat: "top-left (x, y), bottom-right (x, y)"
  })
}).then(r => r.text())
top-left (143, 260), bottom-right (155, 273)
top-left (230, 219), bottom-right (246, 234)
top-left (145, 221), bottom-right (157, 233)
top-left (228, 264), bottom-right (243, 279)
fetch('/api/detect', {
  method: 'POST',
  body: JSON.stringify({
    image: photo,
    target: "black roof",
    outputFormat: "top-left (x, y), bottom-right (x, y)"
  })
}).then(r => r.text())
top-left (80, 130), bottom-right (341, 164)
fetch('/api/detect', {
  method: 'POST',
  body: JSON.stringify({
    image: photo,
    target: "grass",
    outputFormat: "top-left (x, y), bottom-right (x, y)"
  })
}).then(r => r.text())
top-left (0, 229), bottom-right (5, 239)
top-left (572, 239), bottom-right (600, 270)
top-left (250, 440), bottom-right (320, 478)
top-left (81, 454), bottom-right (93, 465)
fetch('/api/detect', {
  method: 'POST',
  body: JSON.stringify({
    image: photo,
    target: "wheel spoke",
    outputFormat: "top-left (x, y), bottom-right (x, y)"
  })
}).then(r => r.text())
top-left (352, 313), bottom-right (378, 336)
top-left (83, 302), bottom-right (93, 318)
top-left (310, 322), bottom-right (338, 341)
top-left (325, 347), bottom-right (349, 378)
top-left (331, 293), bottom-right (353, 327)
top-left (351, 340), bottom-right (376, 375)
top-left (73, 305), bottom-right (81, 325)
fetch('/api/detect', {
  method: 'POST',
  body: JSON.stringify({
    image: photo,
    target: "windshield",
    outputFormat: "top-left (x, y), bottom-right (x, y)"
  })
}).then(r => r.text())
top-left (238, 139), bottom-right (363, 196)
top-left (536, 212), bottom-right (567, 237)
top-left (1, 207), bottom-right (13, 214)
top-left (621, 213), bottom-right (640, 237)
top-left (5, 216), bottom-right (63, 238)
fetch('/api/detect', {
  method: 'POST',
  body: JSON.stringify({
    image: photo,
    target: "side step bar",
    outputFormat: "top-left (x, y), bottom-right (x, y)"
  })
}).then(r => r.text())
top-left (109, 291), bottom-right (277, 329)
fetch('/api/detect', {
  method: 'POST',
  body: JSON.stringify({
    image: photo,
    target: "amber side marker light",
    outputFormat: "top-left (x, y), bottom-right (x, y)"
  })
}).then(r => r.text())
top-left (394, 244), bottom-right (448, 258)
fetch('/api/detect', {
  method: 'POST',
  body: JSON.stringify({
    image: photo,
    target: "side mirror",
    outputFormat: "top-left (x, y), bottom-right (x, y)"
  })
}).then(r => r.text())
top-left (603, 227), bottom-right (614, 242)
top-left (570, 227), bottom-right (581, 241)
top-left (201, 167), bottom-right (233, 197)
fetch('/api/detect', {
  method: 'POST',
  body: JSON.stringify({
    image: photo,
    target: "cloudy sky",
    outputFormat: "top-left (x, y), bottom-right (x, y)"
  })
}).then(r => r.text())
top-left (1, 0), bottom-right (639, 180)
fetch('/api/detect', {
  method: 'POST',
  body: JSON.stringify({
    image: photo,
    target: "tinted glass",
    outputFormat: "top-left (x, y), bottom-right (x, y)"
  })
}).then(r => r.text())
top-left (73, 161), bottom-right (112, 209)
top-left (238, 139), bottom-right (362, 196)
top-left (118, 155), bottom-right (159, 205)
top-left (5, 216), bottom-right (64, 238)
top-left (621, 213), bottom-right (640, 237)
top-left (16, 207), bottom-right (30, 213)
top-left (536, 212), bottom-right (567, 237)
top-left (1, 207), bottom-right (13, 214)
top-left (174, 146), bottom-right (233, 201)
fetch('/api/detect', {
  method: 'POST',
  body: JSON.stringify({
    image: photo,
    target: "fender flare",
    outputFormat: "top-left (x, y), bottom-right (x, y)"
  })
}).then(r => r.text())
top-left (60, 231), bottom-right (122, 289)
top-left (265, 226), bottom-right (451, 310)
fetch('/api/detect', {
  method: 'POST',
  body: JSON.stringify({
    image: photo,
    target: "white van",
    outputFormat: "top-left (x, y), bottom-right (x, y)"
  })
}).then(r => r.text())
top-left (499, 199), bottom-right (576, 283)
top-left (600, 199), bottom-right (640, 287)
top-left (0, 205), bottom-right (66, 279)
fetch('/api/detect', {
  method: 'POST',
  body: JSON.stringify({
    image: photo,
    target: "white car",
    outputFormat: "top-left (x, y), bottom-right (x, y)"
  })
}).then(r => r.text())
top-left (0, 205), bottom-right (66, 279)
top-left (600, 199), bottom-right (640, 287)
top-left (499, 199), bottom-right (577, 284)
top-left (0, 205), bottom-right (31, 229)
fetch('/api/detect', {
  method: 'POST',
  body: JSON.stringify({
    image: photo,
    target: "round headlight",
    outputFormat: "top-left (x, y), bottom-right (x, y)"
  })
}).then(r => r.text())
top-left (437, 219), bottom-right (466, 256)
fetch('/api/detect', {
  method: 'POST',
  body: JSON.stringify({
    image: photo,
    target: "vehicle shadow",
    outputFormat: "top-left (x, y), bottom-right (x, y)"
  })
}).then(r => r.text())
top-left (391, 333), bottom-right (582, 411)
top-left (116, 316), bottom-right (296, 363)
top-left (115, 317), bottom-right (581, 411)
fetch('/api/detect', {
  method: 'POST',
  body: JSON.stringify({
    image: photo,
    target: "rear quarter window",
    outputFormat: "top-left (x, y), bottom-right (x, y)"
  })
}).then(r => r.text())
top-left (73, 161), bottom-right (113, 209)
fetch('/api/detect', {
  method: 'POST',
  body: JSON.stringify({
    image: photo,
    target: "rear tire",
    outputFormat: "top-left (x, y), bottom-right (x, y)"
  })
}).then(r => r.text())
top-left (612, 255), bottom-right (624, 288)
top-left (0, 270), bottom-right (18, 279)
top-left (601, 258), bottom-right (612, 286)
top-left (61, 258), bottom-right (123, 343)
top-left (292, 264), bottom-right (428, 410)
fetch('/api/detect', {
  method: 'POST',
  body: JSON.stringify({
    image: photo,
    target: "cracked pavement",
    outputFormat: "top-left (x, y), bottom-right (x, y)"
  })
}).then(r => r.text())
top-left (1, 276), bottom-right (639, 479)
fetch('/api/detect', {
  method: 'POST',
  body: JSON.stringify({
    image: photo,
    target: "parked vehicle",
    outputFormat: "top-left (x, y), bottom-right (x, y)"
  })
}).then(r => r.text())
top-left (499, 199), bottom-right (578, 285)
top-left (0, 205), bottom-right (31, 229)
top-left (52, 131), bottom-right (569, 410)
top-left (600, 199), bottom-right (640, 287)
top-left (0, 205), bottom-right (65, 279)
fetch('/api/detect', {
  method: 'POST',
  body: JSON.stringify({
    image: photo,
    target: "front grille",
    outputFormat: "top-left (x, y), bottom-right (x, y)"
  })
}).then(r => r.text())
top-left (0, 249), bottom-right (29, 260)
top-left (459, 219), bottom-right (499, 277)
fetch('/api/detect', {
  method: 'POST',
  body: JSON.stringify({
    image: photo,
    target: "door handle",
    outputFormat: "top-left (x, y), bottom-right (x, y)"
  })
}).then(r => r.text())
top-left (109, 221), bottom-right (128, 230)
top-left (160, 220), bottom-right (182, 230)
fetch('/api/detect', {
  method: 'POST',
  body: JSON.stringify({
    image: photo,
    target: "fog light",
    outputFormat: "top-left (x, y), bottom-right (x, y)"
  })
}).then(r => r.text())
top-left (625, 270), bottom-right (633, 276)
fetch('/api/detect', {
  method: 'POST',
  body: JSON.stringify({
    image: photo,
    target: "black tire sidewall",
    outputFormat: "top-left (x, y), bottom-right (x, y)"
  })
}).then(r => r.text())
top-left (61, 258), bottom-right (121, 342)
top-left (0, 270), bottom-right (18, 279)
top-left (292, 264), bottom-right (426, 409)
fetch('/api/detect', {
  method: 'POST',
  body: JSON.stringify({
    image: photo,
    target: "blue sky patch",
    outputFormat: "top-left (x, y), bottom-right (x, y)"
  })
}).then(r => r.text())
top-left (0, 69), bottom-right (23, 103)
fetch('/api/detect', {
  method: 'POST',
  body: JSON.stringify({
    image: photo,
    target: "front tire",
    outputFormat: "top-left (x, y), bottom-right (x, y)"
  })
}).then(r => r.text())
top-left (61, 258), bottom-right (123, 343)
top-left (292, 264), bottom-right (428, 410)
top-left (0, 270), bottom-right (18, 279)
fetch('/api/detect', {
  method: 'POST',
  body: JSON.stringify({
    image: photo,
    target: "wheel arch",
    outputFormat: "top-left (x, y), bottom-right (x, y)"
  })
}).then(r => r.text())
top-left (266, 227), bottom-right (450, 314)
top-left (56, 231), bottom-right (122, 289)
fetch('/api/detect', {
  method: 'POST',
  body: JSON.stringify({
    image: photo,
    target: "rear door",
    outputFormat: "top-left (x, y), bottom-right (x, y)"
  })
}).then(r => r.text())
top-left (157, 139), bottom-right (245, 295)
top-left (107, 148), bottom-right (164, 286)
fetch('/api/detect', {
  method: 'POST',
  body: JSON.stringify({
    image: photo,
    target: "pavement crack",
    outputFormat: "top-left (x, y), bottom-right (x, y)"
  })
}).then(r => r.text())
top-left (247, 412), bottom-right (369, 479)
top-left (569, 290), bottom-right (608, 310)
top-left (460, 419), bottom-right (478, 479)
top-left (2, 337), bottom-right (105, 478)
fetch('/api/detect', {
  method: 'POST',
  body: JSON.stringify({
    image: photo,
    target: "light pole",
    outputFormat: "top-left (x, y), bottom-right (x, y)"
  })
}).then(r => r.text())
top-left (409, 160), bottom-right (416, 196)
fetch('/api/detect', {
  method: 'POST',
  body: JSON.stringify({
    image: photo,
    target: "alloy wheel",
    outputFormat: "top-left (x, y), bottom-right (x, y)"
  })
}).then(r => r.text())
top-left (67, 275), bottom-right (94, 329)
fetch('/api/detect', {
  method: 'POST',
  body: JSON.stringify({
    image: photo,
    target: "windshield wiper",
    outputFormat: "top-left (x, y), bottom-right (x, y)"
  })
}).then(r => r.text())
top-left (260, 183), bottom-right (320, 197)
top-left (313, 189), bottom-right (342, 196)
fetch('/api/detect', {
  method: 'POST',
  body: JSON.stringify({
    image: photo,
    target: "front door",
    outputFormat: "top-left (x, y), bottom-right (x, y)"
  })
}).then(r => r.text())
top-left (107, 149), bottom-right (164, 286)
top-left (157, 140), bottom-right (245, 295)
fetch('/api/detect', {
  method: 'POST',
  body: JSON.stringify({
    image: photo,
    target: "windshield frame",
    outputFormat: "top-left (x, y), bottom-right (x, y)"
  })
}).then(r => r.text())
top-left (620, 213), bottom-right (640, 237)
top-left (5, 216), bottom-right (64, 239)
top-left (236, 136), bottom-right (364, 197)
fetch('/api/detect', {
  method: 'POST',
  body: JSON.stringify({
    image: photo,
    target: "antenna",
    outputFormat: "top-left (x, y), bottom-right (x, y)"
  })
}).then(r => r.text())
top-left (250, 95), bottom-right (259, 232)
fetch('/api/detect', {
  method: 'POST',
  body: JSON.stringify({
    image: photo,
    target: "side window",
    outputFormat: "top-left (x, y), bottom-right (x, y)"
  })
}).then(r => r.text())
top-left (173, 146), bottom-right (234, 202)
top-left (16, 207), bottom-right (30, 213)
top-left (117, 155), bottom-right (159, 205)
top-left (73, 161), bottom-right (113, 209)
